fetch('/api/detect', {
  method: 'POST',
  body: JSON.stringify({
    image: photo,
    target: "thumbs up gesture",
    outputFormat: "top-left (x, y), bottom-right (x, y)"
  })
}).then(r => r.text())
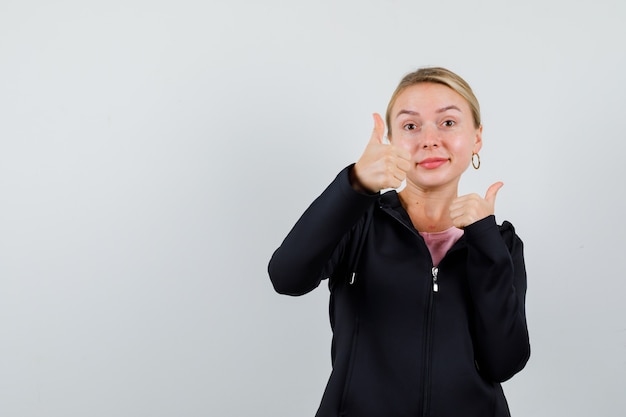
top-left (449, 182), bottom-right (503, 228)
top-left (351, 113), bottom-right (411, 193)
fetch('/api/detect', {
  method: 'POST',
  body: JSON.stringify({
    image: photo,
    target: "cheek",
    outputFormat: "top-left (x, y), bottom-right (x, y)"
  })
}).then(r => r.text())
top-left (449, 134), bottom-right (476, 153)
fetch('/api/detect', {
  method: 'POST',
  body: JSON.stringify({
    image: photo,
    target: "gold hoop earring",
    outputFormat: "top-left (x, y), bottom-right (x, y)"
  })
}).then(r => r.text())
top-left (472, 153), bottom-right (480, 170)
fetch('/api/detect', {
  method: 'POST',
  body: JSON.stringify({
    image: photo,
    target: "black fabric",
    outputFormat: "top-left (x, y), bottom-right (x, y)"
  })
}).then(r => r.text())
top-left (268, 166), bottom-right (530, 417)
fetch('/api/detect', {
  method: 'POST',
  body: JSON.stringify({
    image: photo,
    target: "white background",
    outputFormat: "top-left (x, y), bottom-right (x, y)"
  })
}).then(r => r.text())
top-left (1, 0), bottom-right (625, 416)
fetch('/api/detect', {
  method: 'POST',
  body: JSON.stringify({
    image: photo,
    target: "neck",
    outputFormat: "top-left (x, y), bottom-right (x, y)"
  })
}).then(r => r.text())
top-left (398, 183), bottom-right (458, 232)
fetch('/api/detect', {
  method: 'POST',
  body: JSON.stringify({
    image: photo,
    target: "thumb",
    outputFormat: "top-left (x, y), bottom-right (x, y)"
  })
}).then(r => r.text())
top-left (485, 181), bottom-right (504, 204)
top-left (369, 113), bottom-right (386, 144)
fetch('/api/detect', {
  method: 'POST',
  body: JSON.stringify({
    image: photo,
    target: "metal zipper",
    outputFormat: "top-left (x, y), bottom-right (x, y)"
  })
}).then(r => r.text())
top-left (432, 266), bottom-right (439, 293)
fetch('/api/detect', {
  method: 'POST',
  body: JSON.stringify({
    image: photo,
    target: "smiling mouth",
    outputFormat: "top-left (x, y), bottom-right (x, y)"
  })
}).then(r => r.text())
top-left (418, 158), bottom-right (449, 169)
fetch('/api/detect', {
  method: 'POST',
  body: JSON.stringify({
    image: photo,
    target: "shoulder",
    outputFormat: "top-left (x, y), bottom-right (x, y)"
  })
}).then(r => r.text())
top-left (464, 216), bottom-right (523, 250)
top-left (499, 220), bottom-right (524, 252)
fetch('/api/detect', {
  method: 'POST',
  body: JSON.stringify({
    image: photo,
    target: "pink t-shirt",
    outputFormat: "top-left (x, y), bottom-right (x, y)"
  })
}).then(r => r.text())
top-left (419, 227), bottom-right (464, 266)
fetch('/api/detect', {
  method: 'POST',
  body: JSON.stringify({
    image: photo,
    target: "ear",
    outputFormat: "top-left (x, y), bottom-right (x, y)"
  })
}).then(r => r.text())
top-left (473, 125), bottom-right (483, 153)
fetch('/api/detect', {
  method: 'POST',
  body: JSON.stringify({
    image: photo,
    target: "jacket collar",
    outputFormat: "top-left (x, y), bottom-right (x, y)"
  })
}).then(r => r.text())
top-left (377, 190), bottom-right (468, 254)
top-left (378, 189), bottom-right (403, 210)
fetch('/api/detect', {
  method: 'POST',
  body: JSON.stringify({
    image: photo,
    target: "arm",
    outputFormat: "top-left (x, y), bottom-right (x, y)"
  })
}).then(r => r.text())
top-left (268, 166), bottom-right (378, 296)
top-left (269, 113), bottom-right (409, 295)
top-left (464, 216), bottom-right (530, 382)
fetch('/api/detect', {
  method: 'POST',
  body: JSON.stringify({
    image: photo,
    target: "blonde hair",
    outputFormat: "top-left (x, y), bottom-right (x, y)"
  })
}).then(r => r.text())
top-left (385, 67), bottom-right (481, 137)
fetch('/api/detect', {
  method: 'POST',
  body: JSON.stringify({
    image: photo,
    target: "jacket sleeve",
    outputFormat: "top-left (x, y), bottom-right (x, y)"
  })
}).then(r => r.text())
top-left (463, 215), bottom-right (531, 382)
top-left (268, 166), bottom-right (378, 296)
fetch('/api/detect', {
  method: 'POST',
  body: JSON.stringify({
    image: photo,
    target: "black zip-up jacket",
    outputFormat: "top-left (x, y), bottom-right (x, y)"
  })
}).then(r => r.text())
top-left (268, 166), bottom-right (530, 417)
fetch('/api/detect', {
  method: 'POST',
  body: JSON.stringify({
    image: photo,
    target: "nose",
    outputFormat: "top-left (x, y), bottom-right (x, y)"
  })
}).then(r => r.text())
top-left (420, 123), bottom-right (440, 149)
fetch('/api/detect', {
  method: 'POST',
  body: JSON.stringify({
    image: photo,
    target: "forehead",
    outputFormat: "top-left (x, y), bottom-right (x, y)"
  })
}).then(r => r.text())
top-left (392, 82), bottom-right (470, 114)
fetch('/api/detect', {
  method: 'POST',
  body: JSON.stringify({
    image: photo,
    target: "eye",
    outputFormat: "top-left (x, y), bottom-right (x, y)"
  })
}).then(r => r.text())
top-left (442, 120), bottom-right (456, 127)
top-left (404, 123), bottom-right (418, 131)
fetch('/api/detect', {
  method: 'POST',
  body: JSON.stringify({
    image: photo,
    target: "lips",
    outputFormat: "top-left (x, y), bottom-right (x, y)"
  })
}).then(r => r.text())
top-left (418, 157), bottom-right (449, 169)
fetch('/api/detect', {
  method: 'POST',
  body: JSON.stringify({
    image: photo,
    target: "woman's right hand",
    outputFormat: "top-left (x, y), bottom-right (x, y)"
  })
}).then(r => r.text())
top-left (351, 113), bottom-right (411, 193)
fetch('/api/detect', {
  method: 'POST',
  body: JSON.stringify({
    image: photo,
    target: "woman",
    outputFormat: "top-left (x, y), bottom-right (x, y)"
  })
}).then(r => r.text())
top-left (268, 67), bottom-right (530, 417)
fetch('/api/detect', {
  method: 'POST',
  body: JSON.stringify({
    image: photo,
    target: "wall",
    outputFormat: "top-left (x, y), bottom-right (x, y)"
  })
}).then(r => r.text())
top-left (1, 0), bottom-right (625, 415)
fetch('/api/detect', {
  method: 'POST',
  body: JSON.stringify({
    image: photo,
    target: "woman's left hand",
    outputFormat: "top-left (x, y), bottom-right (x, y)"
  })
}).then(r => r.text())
top-left (449, 182), bottom-right (503, 228)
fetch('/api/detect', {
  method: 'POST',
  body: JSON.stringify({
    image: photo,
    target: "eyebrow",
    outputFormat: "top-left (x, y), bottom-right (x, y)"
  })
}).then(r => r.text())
top-left (395, 105), bottom-right (463, 118)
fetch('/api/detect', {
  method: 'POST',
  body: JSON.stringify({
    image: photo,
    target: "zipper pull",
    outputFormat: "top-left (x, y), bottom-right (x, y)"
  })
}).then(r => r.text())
top-left (432, 267), bottom-right (439, 293)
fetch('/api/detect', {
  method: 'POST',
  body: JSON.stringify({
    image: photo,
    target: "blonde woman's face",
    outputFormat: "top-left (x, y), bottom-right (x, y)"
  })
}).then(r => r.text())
top-left (389, 82), bottom-right (482, 190)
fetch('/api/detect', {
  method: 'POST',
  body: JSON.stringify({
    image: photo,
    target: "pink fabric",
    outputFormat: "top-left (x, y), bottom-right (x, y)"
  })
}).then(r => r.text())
top-left (419, 227), bottom-right (464, 266)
